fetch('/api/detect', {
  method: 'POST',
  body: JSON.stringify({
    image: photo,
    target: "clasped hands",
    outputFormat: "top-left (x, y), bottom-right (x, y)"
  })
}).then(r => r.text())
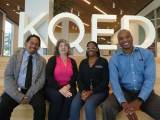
top-left (81, 90), bottom-right (93, 101)
top-left (59, 84), bottom-right (72, 98)
top-left (21, 96), bottom-right (29, 104)
top-left (122, 99), bottom-right (143, 120)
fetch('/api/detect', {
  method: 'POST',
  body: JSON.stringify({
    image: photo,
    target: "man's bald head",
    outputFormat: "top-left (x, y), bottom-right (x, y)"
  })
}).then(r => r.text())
top-left (117, 29), bottom-right (133, 52)
top-left (117, 29), bottom-right (132, 39)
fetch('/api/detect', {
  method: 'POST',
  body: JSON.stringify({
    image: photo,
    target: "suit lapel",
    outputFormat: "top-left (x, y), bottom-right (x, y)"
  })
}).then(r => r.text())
top-left (32, 54), bottom-right (41, 83)
top-left (15, 49), bottom-right (24, 80)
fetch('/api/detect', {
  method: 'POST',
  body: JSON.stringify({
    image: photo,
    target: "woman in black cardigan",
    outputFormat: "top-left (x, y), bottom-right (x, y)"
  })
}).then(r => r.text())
top-left (45, 39), bottom-right (78, 120)
top-left (70, 41), bottom-right (109, 120)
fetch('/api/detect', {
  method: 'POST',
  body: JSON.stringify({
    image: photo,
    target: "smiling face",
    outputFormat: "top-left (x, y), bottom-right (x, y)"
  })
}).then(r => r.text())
top-left (58, 42), bottom-right (69, 56)
top-left (86, 42), bottom-right (98, 57)
top-left (25, 36), bottom-right (40, 54)
top-left (118, 30), bottom-right (133, 52)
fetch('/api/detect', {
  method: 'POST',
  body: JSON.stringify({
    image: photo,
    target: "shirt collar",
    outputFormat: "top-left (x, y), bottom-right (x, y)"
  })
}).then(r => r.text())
top-left (24, 49), bottom-right (37, 58)
top-left (116, 47), bottom-right (139, 56)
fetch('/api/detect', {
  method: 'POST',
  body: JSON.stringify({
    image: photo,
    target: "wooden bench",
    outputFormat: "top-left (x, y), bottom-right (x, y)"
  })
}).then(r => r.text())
top-left (0, 56), bottom-right (160, 120)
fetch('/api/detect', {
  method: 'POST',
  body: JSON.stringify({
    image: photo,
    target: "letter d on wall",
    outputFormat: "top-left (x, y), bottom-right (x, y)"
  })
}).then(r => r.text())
top-left (121, 15), bottom-right (156, 48)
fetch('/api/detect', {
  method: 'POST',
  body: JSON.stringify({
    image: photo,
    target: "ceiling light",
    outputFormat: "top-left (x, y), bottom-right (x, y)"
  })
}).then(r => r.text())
top-left (82, 0), bottom-right (107, 15)
top-left (16, 12), bottom-right (19, 14)
top-left (100, 37), bottom-right (106, 41)
top-left (6, 3), bottom-right (10, 6)
top-left (13, 9), bottom-right (16, 12)
top-left (120, 9), bottom-right (123, 15)
top-left (107, 41), bottom-right (112, 44)
top-left (56, 25), bottom-right (62, 29)
top-left (82, 0), bottom-right (91, 5)
top-left (84, 22), bottom-right (90, 27)
top-left (94, 6), bottom-right (107, 14)
top-left (78, 11), bottom-right (80, 16)
top-left (71, 8), bottom-right (73, 13)
top-left (112, 2), bottom-right (115, 8)
top-left (17, 5), bottom-right (20, 11)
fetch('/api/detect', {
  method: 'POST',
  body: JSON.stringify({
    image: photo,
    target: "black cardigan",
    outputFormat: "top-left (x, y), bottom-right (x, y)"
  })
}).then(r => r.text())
top-left (45, 56), bottom-right (78, 95)
top-left (78, 57), bottom-right (109, 94)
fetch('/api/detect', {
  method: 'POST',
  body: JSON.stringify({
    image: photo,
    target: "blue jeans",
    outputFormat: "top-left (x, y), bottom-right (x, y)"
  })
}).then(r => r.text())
top-left (70, 92), bottom-right (107, 120)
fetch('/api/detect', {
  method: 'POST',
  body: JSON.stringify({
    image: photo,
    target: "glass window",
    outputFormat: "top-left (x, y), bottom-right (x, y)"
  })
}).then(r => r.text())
top-left (157, 27), bottom-right (160, 42)
top-left (4, 20), bottom-right (13, 56)
top-left (138, 26), bottom-right (145, 44)
top-left (146, 11), bottom-right (155, 26)
top-left (0, 11), bottom-right (3, 55)
top-left (156, 7), bottom-right (160, 26)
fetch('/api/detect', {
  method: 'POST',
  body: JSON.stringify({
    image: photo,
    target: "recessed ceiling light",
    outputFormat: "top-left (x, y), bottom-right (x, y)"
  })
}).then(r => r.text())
top-left (17, 5), bottom-right (20, 11)
top-left (94, 6), bottom-right (107, 14)
top-left (84, 22), bottom-right (90, 27)
top-left (82, 0), bottom-right (91, 5)
top-left (16, 12), bottom-right (20, 14)
top-left (78, 11), bottom-right (80, 16)
top-left (6, 3), bottom-right (10, 6)
top-left (82, 0), bottom-right (107, 14)
top-left (101, 37), bottom-right (106, 41)
top-left (71, 8), bottom-right (73, 13)
top-left (56, 25), bottom-right (62, 29)
top-left (112, 2), bottom-right (115, 8)
top-left (120, 9), bottom-right (123, 15)
top-left (107, 41), bottom-right (112, 44)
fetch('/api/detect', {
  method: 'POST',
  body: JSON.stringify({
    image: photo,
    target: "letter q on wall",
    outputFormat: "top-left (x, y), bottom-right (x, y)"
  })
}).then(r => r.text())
top-left (48, 12), bottom-right (85, 53)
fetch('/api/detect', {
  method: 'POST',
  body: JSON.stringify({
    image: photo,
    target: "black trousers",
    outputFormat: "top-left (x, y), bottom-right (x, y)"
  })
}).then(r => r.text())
top-left (102, 90), bottom-right (160, 120)
top-left (45, 87), bottom-right (75, 120)
top-left (0, 92), bottom-right (46, 120)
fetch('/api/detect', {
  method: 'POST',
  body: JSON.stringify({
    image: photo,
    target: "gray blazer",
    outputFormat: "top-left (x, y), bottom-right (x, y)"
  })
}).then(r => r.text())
top-left (4, 48), bottom-right (46, 103)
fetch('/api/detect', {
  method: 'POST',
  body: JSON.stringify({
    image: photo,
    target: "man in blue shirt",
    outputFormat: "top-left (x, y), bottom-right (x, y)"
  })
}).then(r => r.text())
top-left (103, 29), bottom-right (160, 120)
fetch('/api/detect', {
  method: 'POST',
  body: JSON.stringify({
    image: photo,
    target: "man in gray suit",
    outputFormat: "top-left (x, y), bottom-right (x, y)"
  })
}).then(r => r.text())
top-left (0, 34), bottom-right (46, 120)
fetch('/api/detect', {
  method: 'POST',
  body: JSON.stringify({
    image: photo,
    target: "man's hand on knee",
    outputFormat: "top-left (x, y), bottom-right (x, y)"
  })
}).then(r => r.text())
top-left (21, 96), bottom-right (30, 104)
top-left (121, 102), bottom-right (139, 120)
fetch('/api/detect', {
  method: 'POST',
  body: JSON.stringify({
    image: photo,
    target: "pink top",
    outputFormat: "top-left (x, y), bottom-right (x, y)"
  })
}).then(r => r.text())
top-left (54, 56), bottom-right (73, 86)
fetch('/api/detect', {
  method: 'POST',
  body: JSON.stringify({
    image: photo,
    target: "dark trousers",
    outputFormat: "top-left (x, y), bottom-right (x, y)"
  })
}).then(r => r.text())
top-left (0, 92), bottom-right (46, 120)
top-left (102, 91), bottom-right (160, 120)
top-left (70, 92), bottom-right (107, 120)
top-left (45, 87), bottom-right (74, 120)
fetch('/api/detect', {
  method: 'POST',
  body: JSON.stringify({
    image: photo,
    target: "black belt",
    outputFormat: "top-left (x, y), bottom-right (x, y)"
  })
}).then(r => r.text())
top-left (121, 87), bottom-right (140, 94)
